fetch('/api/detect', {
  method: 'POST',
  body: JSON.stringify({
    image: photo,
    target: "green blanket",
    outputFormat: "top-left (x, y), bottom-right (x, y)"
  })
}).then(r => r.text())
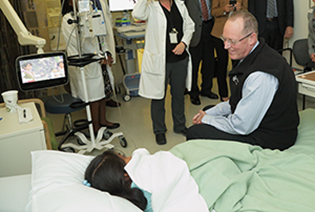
top-left (170, 109), bottom-right (315, 212)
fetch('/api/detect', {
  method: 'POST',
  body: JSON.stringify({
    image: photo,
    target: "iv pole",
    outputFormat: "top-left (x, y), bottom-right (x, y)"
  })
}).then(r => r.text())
top-left (59, 0), bottom-right (126, 154)
top-left (1, 0), bottom-right (126, 154)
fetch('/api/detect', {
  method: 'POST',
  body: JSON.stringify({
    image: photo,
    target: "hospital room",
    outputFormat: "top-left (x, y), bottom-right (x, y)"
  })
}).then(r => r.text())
top-left (1, 0), bottom-right (315, 211)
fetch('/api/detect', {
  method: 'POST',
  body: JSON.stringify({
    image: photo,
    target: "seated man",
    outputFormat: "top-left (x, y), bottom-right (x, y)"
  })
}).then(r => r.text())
top-left (187, 10), bottom-right (299, 151)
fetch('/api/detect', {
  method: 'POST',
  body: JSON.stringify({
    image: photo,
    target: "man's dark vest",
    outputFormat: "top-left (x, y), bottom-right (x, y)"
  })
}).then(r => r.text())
top-left (228, 38), bottom-right (299, 150)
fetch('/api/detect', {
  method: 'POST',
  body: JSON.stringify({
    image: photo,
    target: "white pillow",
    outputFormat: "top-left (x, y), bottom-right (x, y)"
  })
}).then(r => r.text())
top-left (26, 150), bottom-right (142, 212)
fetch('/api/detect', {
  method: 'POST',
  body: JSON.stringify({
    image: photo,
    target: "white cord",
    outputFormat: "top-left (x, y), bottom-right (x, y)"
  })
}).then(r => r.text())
top-left (65, 26), bottom-right (77, 53)
top-left (51, 87), bottom-right (65, 103)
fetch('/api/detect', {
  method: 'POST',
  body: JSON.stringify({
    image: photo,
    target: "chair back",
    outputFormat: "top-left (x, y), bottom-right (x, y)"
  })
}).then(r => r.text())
top-left (292, 39), bottom-right (311, 66)
top-left (0, 98), bottom-right (55, 150)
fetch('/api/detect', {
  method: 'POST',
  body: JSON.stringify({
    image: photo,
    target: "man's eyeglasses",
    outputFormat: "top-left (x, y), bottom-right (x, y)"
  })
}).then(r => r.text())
top-left (220, 32), bottom-right (254, 45)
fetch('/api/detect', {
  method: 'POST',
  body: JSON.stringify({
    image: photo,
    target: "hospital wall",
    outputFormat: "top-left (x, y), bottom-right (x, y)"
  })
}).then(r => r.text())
top-left (17, 0), bottom-right (313, 87)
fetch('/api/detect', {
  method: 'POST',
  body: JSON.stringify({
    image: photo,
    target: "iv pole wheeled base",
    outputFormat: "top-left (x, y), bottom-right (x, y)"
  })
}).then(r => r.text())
top-left (60, 127), bottom-right (127, 154)
top-left (59, 1), bottom-right (127, 154)
top-left (59, 53), bottom-right (127, 154)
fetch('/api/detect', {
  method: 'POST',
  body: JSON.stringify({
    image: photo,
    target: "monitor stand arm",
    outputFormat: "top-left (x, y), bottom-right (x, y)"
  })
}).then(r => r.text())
top-left (0, 0), bottom-right (46, 53)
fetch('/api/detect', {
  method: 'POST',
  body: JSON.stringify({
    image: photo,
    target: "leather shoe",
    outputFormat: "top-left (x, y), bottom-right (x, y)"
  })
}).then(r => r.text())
top-left (201, 92), bottom-right (219, 99)
top-left (174, 127), bottom-right (188, 136)
top-left (190, 95), bottom-right (201, 105)
top-left (100, 122), bottom-right (120, 129)
top-left (184, 88), bottom-right (189, 95)
top-left (106, 99), bottom-right (121, 107)
top-left (155, 133), bottom-right (166, 145)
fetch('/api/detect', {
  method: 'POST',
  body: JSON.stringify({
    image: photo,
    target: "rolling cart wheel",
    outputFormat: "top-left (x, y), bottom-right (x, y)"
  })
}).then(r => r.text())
top-left (119, 136), bottom-right (127, 148)
top-left (60, 147), bottom-right (75, 153)
top-left (103, 130), bottom-right (113, 140)
top-left (123, 94), bottom-right (131, 102)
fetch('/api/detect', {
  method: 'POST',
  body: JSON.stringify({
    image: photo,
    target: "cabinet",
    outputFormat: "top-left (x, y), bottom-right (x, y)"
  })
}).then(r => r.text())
top-left (0, 102), bottom-right (47, 177)
top-left (296, 71), bottom-right (315, 98)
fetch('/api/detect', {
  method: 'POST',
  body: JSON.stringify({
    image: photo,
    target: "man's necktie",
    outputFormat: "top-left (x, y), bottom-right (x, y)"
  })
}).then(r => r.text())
top-left (200, 0), bottom-right (209, 21)
top-left (267, 0), bottom-right (276, 18)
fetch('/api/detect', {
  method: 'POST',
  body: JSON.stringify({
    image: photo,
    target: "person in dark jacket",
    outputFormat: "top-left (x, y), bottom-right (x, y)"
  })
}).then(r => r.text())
top-left (187, 10), bottom-right (299, 151)
top-left (248, 0), bottom-right (294, 51)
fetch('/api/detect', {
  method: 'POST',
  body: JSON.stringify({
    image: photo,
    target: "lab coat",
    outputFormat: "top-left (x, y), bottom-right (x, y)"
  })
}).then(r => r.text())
top-left (132, 0), bottom-right (194, 99)
top-left (62, 13), bottom-right (106, 102)
top-left (99, 0), bottom-right (116, 64)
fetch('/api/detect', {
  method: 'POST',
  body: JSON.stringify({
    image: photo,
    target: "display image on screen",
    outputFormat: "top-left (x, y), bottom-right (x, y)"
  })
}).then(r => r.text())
top-left (19, 56), bottom-right (65, 84)
top-left (108, 0), bottom-right (137, 12)
top-left (16, 52), bottom-right (68, 91)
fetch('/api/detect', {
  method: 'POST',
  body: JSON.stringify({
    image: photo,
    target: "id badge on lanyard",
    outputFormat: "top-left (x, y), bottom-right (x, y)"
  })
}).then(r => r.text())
top-left (169, 28), bottom-right (178, 44)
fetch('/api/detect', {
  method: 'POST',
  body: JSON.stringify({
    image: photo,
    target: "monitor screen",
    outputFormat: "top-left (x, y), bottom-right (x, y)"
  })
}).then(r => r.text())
top-left (108, 0), bottom-right (137, 12)
top-left (16, 52), bottom-right (68, 91)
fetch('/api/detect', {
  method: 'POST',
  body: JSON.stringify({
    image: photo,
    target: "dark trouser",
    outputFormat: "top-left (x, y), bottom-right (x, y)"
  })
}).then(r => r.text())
top-left (187, 124), bottom-right (254, 144)
top-left (212, 36), bottom-right (228, 98)
top-left (306, 61), bottom-right (315, 70)
top-left (151, 57), bottom-right (188, 135)
top-left (261, 18), bottom-right (283, 51)
top-left (186, 124), bottom-right (296, 150)
top-left (189, 19), bottom-right (215, 97)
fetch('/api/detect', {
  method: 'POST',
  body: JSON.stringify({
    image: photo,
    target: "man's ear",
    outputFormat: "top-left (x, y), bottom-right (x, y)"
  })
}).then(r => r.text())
top-left (249, 32), bottom-right (258, 45)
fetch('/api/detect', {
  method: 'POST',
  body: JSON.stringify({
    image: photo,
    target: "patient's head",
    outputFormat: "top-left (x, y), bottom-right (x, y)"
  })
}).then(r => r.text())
top-left (85, 150), bottom-right (147, 210)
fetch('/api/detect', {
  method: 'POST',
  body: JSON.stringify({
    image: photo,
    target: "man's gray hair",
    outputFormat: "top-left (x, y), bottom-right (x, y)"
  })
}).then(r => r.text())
top-left (228, 10), bottom-right (258, 36)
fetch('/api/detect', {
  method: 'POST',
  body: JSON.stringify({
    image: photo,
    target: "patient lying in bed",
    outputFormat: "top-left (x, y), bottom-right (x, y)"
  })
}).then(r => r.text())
top-left (84, 149), bottom-right (208, 212)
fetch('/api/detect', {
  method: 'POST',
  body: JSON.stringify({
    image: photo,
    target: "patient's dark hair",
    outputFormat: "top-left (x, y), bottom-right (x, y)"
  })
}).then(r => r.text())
top-left (85, 150), bottom-right (147, 211)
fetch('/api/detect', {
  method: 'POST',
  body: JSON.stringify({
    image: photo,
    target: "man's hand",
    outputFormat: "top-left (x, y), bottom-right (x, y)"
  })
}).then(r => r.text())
top-left (192, 110), bottom-right (206, 124)
top-left (311, 53), bottom-right (315, 62)
top-left (284, 26), bottom-right (294, 39)
top-left (224, 4), bottom-right (234, 13)
top-left (234, 2), bottom-right (242, 11)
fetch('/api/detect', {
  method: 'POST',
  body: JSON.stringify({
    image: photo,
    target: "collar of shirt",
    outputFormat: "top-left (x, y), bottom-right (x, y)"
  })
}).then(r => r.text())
top-left (239, 40), bottom-right (260, 64)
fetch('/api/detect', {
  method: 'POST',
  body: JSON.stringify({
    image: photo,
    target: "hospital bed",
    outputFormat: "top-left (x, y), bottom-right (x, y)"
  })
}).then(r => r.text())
top-left (1, 108), bottom-right (315, 212)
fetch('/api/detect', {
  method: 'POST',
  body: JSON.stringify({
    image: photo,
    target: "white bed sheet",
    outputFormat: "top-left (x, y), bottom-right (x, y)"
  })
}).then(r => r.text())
top-left (0, 174), bottom-right (31, 212)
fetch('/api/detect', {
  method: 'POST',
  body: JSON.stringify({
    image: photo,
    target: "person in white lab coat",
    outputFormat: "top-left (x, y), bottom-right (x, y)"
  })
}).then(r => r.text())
top-left (90, 0), bottom-right (122, 107)
top-left (98, 0), bottom-right (116, 64)
top-left (61, 0), bottom-right (119, 135)
top-left (132, 0), bottom-right (194, 145)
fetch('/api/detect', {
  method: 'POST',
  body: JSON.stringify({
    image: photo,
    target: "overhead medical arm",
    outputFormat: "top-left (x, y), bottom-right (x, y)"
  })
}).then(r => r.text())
top-left (0, 0), bottom-right (46, 53)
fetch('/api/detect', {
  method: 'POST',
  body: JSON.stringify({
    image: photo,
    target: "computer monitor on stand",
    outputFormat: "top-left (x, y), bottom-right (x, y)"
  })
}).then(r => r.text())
top-left (108, 0), bottom-right (137, 12)
top-left (16, 52), bottom-right (68, 91)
